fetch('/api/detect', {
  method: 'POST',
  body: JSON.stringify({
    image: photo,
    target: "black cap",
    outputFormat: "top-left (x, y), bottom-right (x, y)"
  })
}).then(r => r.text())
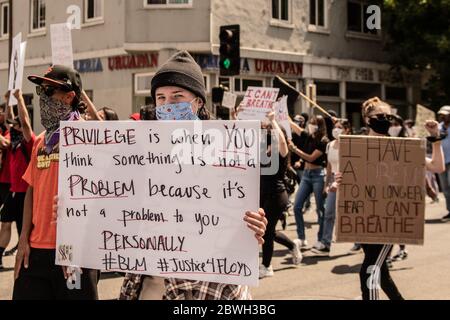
top-left (151, 51), bottom-right (206, 104)
top-left (28, 65), bottom-right (82, 97)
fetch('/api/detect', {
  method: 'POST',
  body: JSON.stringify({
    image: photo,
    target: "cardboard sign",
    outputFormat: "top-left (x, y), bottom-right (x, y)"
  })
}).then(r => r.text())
top-left (336, 135), bottom-right (426, 245)
top-left (274, 96), bottom-right (292, 140)
top-left (238, 87), bottom-right (279, 121)
top-left (8, 34), bottom-right (26, 106)
top-left (415, 104), bottom-right (436, 138)
top-left (222, 92), bottom-right (237, 109)
top-left (56, 121), bottom-right (261, 287)
top-left (51, 23), bottom-right (74, 68)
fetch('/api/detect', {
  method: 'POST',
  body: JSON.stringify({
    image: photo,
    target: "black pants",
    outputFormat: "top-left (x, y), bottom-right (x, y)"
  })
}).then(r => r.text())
top-left (13, 248), bottom-right (98, 300)
top-left (359, 244), bottom-right (404, 300)
top-left (261, 191), bottom-right (294, 268)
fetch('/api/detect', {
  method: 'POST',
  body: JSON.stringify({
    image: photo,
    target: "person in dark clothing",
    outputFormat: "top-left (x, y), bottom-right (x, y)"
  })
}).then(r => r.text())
top-left (260, 112), bottom-right (302, 279)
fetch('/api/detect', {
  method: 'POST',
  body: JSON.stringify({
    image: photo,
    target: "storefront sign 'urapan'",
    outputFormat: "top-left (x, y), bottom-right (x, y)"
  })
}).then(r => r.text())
top-left (108, 53), bottom-right (159, 71)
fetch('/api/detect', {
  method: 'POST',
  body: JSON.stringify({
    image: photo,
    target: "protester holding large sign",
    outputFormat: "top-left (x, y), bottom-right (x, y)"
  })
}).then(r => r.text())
top-left (114, 51), bottom-right (266, 300)
top-left (336, 97), bottom-right (444, 300)
top-left (13, 65), bottom-right (99, 300)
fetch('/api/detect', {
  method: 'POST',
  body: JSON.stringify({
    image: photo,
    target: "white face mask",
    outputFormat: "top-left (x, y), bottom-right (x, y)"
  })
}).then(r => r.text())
top-left (308, 124), bottom-right (318, 134)
top-left (388, 126), bottom-right (402, 137)
top-left (332, 128), bottom-right (343, 139)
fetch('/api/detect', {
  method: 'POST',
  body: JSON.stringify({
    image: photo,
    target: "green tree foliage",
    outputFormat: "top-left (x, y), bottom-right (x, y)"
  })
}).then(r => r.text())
top-left (383, 0), bottom-right (450, 108)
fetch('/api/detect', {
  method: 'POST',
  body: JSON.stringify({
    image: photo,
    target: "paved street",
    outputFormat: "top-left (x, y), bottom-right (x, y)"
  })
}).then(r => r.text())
top-left (1, 195), bottom-right (449, 300)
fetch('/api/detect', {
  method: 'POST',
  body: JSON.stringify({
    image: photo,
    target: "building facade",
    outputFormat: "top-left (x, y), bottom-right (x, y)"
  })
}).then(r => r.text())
top-left (0, 0), bottom-right (422, 132)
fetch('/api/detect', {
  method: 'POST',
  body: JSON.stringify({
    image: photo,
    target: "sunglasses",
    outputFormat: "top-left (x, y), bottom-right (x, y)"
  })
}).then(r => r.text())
top-left (369, 113), bottom-right (395, 122)
top-left (36, 85), bottom-right (71, 97)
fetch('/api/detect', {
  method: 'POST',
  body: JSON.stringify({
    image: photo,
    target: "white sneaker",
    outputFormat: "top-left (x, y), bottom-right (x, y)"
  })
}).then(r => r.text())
top-left (291, 241), bottom-right (303, 265)
top-left (313, 241), bottom-right (326, 251)
top-left (259, 265), bottom-right (274, 279)
top-left (294, 239), bottom-right (308, 248)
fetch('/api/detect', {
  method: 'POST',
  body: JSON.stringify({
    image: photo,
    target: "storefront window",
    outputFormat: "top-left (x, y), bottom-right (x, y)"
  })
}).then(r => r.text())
top-left (316, 81), bottom-right (340, 97)
top-left (346, 82), bottom-right (381, 101)
top-left (347, 0), bottom-right (378, 35)
top-left (386, 86), bottom-right (407, 101)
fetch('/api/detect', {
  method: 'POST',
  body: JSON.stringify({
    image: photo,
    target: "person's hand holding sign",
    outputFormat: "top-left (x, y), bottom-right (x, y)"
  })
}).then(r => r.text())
top-left (230, 103), bottom-right (243, 121)
top-left (334, 172), bottom-right (343, 186)
top-left (244, 209), bottom-right (267, 245)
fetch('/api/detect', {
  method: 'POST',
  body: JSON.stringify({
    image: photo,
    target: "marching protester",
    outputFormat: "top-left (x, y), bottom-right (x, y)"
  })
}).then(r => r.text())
top-left (404, 119), bottom-right (417, 138)
top-left (291, 114), bottom-right (312, 215)
top-left (0, 102), bottom-right (10, 211)
top-left (339, 97), bottom-right (445, 300)
top-left (259, 112), bottom-right (302, 278)
top-left (140, 105), bottom-right (157, 121)
top-left (438, 106), bottom-right (450, 222)
top-left (0, 90), bottom-right (35, 271)
top-left (111, 51), bottom-right (267, 300)
top-left (129, 113), bottom-right (140, 121)
top-left (288, 115), bottom-right (329, 250)
top-left (13, 65), bottom-right (99, 300)
top-left (97, 107), bottom-right (119, 121)
top-left (81, 90), bottom-right (119, 121)
top-left (0, 101), bottom-right (12, 269)
top-left (311, 119), bottom-right (352, 256)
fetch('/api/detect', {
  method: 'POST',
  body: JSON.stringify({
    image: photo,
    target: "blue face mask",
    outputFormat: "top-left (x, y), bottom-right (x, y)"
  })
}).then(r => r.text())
top-left (156, 100), bottom-right (200, 121)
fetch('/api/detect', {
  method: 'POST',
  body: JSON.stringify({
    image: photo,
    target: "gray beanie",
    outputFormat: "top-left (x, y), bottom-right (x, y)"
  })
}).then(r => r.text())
top-left (151, 51), bottom-right (207, 103)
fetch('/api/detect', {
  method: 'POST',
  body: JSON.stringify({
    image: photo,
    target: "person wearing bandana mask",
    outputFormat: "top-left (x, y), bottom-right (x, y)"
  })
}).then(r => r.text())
top-left (0, 90), bottom-right (35, 273)
top-left (117, 51), bottom-right (267, 300)
top-left (13, 66), bottom-right (98, 300)
top-left (334, 97), bottom-right (444, 300)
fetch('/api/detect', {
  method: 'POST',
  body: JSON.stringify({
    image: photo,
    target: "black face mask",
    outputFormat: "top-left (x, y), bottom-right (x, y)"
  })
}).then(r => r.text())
top-left (368, 117), bottom-right (391, 135)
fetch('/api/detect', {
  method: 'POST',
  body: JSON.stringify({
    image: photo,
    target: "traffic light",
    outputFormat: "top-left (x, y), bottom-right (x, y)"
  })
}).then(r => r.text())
top-left (219, 25), bottom-right (240, 76)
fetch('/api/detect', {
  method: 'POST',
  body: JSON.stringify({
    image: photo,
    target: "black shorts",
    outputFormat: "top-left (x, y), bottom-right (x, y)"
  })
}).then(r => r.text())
top-left (0, 182), bottom-right (10, 207)
top-left (13, 249), bottom-right (99, 300)
top-left (0, 192), bottom-right (26, 223)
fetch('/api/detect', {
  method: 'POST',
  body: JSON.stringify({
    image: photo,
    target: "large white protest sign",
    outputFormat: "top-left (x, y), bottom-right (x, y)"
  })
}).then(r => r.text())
top-left (8, 34), bottom-right (26, 106)
top-left (51, 23), bottom-right (74, 67)
top-left (222, 92), bottom-right (237, 109)
top-left (56, 121), bottom-right (261, 286)
top-left (238, 87), bottom-right (279, 121)
top-left (275, 96), bottom-right (292, 140)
